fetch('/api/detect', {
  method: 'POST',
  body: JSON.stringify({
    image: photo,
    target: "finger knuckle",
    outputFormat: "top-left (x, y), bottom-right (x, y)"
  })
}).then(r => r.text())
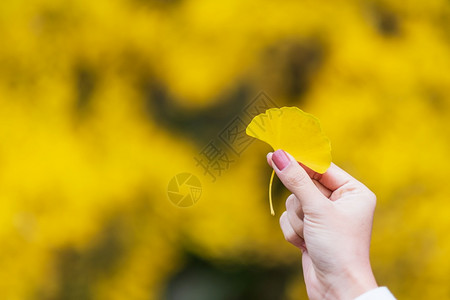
top-left (285, 194), bottom-right (295, 209)
top-left (368, 190), bottom-right (377, 207)
top-left (279, 211), bottom-right (288, 226)
top-left (285, 232), bottom-right (297, 244)
top-left (285, 171), bottom-right (308, 189)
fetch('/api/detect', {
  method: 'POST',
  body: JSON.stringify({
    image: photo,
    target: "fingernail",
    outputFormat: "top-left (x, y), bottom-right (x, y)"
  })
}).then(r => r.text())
top-left (300, 242), bottom-right (307, 253)
top-left (272, 149), bottom-right (290, 171)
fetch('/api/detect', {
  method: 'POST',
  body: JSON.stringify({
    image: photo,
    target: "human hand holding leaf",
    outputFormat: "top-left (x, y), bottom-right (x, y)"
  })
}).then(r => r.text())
top-left (246, 107), bottom-right (331, 215)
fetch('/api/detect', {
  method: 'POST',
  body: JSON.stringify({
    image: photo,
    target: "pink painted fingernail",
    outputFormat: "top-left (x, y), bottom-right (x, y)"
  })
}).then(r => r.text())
top-left (272, 149), bottom-right (290, 171)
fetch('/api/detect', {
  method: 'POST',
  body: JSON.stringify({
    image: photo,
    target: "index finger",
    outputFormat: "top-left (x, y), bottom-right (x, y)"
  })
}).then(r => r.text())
top-left (300, 162), bottom-right (355, 192)
top-left (267, 153), bottom-right (357, 192)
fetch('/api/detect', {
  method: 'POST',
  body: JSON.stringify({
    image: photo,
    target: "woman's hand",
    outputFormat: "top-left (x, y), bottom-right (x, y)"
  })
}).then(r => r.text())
top-left (268, 149), bottom-right (378, 300)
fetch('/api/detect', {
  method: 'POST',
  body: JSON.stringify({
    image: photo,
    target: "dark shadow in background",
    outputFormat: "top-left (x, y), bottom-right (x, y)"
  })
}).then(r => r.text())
top-left (143, 82), bottom-right (251, 147)
top-left (164, 253), bottom-right (297, 300)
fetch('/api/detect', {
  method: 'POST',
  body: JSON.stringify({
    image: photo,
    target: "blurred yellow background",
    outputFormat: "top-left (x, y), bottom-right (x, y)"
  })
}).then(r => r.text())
top-left (1, 0), bottom-right (450, 299)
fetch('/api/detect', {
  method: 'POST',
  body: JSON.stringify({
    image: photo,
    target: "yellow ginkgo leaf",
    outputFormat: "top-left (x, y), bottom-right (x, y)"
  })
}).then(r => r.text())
top-left (246, 106), bottom-right (332, 215)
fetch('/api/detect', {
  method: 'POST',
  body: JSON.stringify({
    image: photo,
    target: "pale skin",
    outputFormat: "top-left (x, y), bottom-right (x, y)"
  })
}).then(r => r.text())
top-left (267, 149), bottom-right (378, 300)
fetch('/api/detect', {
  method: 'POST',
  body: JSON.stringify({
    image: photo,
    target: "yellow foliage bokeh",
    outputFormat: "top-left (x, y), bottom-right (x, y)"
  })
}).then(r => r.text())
top-left (1, 0), bottom-right (450, 299)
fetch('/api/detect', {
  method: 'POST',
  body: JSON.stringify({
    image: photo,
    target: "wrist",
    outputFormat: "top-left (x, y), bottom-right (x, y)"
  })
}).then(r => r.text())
top-left (324, 263), bottom-right (378, 300)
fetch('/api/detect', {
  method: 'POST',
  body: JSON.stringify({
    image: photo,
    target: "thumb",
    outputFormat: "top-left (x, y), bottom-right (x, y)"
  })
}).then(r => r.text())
top-left (270, 150), bottom-right (327, 210)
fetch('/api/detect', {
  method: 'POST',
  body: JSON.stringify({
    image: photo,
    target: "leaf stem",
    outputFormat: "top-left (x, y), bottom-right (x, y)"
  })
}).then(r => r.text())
top-left (269, 169), bottom-right (275, 216)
